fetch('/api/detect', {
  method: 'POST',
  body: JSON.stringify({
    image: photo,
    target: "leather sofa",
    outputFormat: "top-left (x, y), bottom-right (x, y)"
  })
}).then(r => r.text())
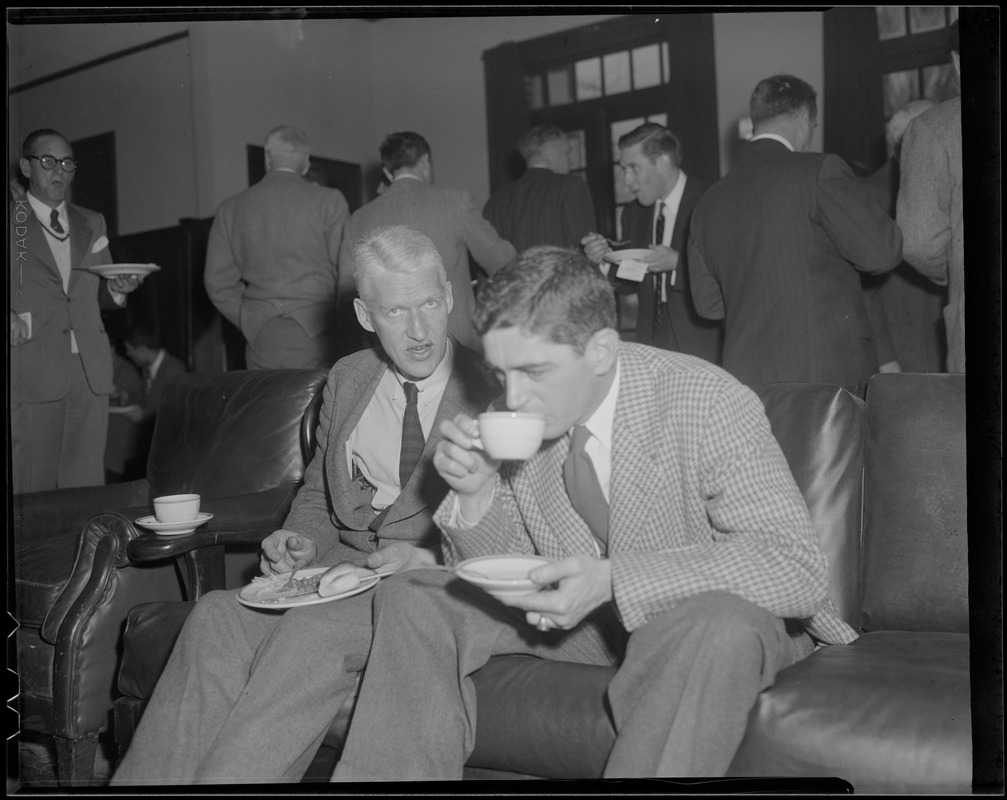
top-left (40, 370), bottom-right (969, 790)
top-left (12, 368), bottom-right (328, 786)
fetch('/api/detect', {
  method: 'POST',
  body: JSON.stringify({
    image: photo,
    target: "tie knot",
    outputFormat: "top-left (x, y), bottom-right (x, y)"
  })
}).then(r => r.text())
top-left (50, 208), bottom-right (65, 234)
top-left (570, 425), bottom-right (592, 453)
top-left (403, 381), bottom-right (418, 405)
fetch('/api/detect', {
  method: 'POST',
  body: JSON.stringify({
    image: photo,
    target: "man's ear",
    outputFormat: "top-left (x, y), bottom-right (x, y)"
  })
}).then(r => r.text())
top-left (444, 280), bottom-right (454, 314)
top-left (586, 328), bottom-right (620, 375)
top-left (353, 297), bottom-right (375, 333)
top-left (19, 158), bottom-right (30, 180)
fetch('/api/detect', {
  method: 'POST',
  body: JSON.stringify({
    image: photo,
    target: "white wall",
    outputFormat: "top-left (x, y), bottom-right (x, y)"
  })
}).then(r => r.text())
top-left (8, 33), bottom-right (198, 234)
top-left (713, 11), bottom-right (825, 174)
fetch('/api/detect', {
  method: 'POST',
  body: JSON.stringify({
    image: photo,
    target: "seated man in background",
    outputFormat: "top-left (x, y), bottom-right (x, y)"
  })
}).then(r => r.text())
top-left (111, 225), bottom-right (498, 785)
top-left (332, 246), bottom-right (856, 781)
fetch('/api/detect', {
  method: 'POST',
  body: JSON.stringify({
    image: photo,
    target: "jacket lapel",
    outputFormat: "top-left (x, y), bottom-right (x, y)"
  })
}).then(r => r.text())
top-left (608, 347), bottom-right (665, 553)
top-left (22, 209), bottom-right (60, 279)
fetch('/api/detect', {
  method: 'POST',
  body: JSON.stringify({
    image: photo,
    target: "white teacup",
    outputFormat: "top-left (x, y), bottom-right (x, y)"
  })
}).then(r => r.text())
top-left (473, 412), bottom-right (545, 461)
top-left (153, 493), bottom-right (201, 523)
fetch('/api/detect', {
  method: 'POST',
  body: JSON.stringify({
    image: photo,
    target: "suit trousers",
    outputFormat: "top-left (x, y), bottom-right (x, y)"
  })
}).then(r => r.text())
top-left (110, 586), bottom-right (377, 786)
top-left (11, 354), bottom-right (108, 493)
top-left (245, 315), bottom-right (338, 371)
top-left (333, 569), bottom-right (808, 780)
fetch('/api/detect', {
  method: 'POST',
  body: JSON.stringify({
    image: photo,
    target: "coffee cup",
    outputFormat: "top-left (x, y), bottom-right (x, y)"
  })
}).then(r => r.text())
top-left (472, 412), bottom-right (545, 461)
top-left (153, 493), bottom-right (201, 523)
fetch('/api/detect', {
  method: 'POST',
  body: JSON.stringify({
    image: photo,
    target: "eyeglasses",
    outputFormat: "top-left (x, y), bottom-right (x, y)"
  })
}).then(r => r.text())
top-left (28, 155), bottom-right (77, 172)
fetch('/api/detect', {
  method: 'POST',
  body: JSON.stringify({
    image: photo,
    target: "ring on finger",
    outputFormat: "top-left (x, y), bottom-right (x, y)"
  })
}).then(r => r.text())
top-left (536, 615), bottom-right (554, 632)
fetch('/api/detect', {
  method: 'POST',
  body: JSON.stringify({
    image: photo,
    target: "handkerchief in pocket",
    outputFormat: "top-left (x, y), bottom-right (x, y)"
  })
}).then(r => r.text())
top-left (91, 235), bottom-right (109, 254)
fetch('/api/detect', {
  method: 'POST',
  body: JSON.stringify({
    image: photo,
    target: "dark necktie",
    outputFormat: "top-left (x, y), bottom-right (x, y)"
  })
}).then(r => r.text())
top-left (50, 208), bottom-right (65, 235)
top-left (562, 425), bottom-right (609, 552)
top-left (398, 382), bottom-right (425, 488)
top-left (653, 202), bottom-right (667, 329)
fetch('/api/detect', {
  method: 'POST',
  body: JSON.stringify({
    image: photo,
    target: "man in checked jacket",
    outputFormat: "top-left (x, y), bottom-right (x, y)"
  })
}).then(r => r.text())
top-left (333, 246), bottom-right (857, 780)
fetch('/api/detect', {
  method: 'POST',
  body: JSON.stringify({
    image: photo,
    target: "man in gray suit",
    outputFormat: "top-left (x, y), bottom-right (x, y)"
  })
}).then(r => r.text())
top-left (897, 20), bottom-right (963, 373)
top-left (332, 246), bottom-right (855, 780)
top-left (112, 226), bottom-right (498, 785)
top-left (689, 75), bottom-right (903, 392)
top-left (204, 125), bottom-right (349, 370)
top-left (338, 132), bottom-right (516, 352)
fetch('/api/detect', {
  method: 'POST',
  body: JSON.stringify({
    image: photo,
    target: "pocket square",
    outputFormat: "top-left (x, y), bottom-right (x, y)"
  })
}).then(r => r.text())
top-left (92, 235), bottom-right (109, 254)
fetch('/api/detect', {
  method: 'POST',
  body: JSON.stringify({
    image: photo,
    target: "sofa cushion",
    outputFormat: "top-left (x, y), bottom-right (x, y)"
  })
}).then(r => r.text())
top-left (754, 383), bottom-right (865, 630)
top-left (726, 630), bottom-right (971, 793)
top-left (861, 373), bottom-right (968, 632)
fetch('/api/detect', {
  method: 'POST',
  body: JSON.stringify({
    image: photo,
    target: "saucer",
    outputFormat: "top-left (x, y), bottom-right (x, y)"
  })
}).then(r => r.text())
top-left (455, 555), bottom-right (553, 598)
top-left (134, 512), bottom-right (213, 536)
top-left (602, 248), bottom-right (652, 263)
top-left (88, 263), bottom-right (161, 278)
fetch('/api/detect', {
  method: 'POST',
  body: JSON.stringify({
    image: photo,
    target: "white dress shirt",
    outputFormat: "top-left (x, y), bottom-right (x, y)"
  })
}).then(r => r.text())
top-left (750, 133), bottom-right (794, 152)
top-left (654, 172), bottom-right (687, 296)
top-left (348, 339), bottom-right (454, 510)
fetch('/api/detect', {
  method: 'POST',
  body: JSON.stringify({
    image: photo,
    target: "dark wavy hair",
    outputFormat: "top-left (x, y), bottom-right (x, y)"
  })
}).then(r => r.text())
top-left (617, 122), bottom-right (682, 168)
top-left (473, 246), bottom-right (617, 354)
top-left (379, 131), bottom-right (431, 174)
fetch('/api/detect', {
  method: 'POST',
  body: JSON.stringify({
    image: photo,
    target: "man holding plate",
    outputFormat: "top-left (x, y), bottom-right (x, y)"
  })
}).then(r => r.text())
top-left (332, 246), bottom-right (856, 780)
top-left (111, 225), bottom-right (498, 785)
top-left (9, 128), bottom-right (142, 492)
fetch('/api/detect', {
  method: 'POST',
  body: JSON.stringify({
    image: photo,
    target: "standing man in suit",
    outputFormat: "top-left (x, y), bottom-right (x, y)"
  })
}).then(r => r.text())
top-left (204, 125), bottom-right (349, 370)
top-left (10, 128), bottom-right (142, 493)
top-left (338, 132), bottom-right (516, 352)
top-left (483, 123), bottom-right (597, 251)
top-left (582, 123), bottom-right (721, 364)
top-left (332, 246), bottom-right (856, 781)
top-left (688, 75), bottom-right (903, 392)
top-left (111, 226), bottom-right (498, 785)
top-left (897, 20), bottom-right (963, 373)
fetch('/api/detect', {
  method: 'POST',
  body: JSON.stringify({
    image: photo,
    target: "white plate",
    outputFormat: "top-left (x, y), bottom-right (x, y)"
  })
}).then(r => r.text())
top-left (88, 263), bottom-right (161, 278)
top-left (134, 512), bottom-right (213, 536)
top-left (455, 555), bottom-right (553, 598)
top-left (603, 248), bottom-right (652, 263)
top-left (237, 567), bottom-right (384, 609)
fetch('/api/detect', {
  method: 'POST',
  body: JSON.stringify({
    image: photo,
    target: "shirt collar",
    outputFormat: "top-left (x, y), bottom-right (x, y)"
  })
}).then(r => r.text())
top-left (751, 133), bottom-right (794, 152)
top-left (148, 348), bottom-right (166, 380)
top-left (658, 171), bottom-right (687, 212)
top-left (27, 191), bottom-right (67, 235)
top-left (393, 173), bottom-right (424, 183)
top-left (579, 355), bottom-right (620, 452)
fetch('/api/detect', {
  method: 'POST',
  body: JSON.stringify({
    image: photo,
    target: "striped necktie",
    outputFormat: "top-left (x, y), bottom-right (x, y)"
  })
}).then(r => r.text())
top-left (50, 208), bottom-right (65, 235)
top-left (398, 382), bottom-right (425, 488)
top-left (562, 425), bottom-right (609, 552)
top-left (653, 201), bottom-right (668, 327)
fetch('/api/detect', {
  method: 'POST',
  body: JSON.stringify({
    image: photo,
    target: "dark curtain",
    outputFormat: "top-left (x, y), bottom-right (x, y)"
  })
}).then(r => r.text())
top-left (483, 41), bottom-right (531, 196)
top-left (661, 14), bottom-right (720, 185)
top-left (823, 7), bottom-right (887, 173)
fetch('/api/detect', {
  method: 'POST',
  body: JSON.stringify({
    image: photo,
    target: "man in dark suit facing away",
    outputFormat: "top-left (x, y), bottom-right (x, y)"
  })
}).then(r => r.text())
top-left (687, 74), bottom-right (903, 392)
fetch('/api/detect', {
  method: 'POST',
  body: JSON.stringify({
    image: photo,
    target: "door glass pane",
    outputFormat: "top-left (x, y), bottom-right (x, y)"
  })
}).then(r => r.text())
top-left (566, 130), bottom-right (586, 171)
top-left (646, 112), bottom-right (668, 128)
top-left (548, 67), bottom-right (572, 106)
top-left (611, 117), bottom-right (646, 161)
top-left (575, 58), bottom-right (602, 101)
top-left (882, 70), bottom-right (921, 119)
top-left (632, 45), bottom-right (662, 90)
top-left (923, 62), bottom-right (958, 102)
top-left (526, 74), bottom-right (544, 110)
top-left (661, 42), bottom-right (669, 83)
top-left (603, 51), bottom-right (631, 95)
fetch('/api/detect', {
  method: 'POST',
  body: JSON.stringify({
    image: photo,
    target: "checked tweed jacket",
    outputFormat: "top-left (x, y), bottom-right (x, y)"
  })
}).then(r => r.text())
top-left (435, 341), bottom-right (857, 645)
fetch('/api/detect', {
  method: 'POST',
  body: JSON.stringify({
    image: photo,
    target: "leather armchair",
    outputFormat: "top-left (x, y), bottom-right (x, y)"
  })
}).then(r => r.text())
top-left (13, 368), bottom-right (327, 786)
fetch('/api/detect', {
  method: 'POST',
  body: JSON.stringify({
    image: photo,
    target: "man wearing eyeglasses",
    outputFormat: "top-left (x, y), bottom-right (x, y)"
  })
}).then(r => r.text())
top-left (10, 128), bottom-right (142, 492)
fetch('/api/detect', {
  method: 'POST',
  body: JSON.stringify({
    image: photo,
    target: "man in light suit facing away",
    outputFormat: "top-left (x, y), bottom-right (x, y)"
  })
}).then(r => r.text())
top-left (204, 125), bottom-right (349, 370)
top-left (332, 246), bottom-right (857, 781)
top-left (897, 20), bottom-right (964, 373)
top-left (338, 132), bottom-right (516, 352)
top-left (10, 128), bottom-right (143, 492)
